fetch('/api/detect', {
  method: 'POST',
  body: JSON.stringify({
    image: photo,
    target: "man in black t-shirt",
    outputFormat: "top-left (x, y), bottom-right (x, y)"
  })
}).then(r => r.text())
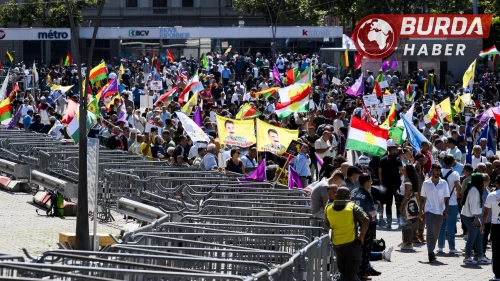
top-left (172, 135), bottom-right (190, 165)
top-left (378, 145), bottom-right (403, 228)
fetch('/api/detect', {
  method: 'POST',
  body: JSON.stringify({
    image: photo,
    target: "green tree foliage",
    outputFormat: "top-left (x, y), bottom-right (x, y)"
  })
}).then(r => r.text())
top-left (0, 0), bottom-right (101, 28)
top-left (233, 0), bottom-right (326, 25)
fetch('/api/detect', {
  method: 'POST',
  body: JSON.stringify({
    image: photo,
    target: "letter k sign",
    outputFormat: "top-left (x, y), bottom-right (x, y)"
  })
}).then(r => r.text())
top-left (302, 29), bottom-right (308, 36)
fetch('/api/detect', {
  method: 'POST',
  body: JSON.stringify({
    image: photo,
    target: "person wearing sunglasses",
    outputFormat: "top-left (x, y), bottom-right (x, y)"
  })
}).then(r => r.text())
top-left (225, 148), bottom-right (245, 175)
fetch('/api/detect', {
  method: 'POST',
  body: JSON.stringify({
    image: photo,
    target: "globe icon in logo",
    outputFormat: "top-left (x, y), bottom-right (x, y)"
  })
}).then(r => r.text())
top-left (354, 17), bottom-right (397, 59)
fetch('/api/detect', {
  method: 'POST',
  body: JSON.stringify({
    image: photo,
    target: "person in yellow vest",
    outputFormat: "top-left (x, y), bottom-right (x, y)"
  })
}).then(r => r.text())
top-left (325, 187), bottom-right (370, 281)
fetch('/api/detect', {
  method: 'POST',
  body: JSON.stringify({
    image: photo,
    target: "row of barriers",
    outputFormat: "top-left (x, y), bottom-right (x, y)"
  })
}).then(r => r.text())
top-left (0, 127), bottom-right (339, 281)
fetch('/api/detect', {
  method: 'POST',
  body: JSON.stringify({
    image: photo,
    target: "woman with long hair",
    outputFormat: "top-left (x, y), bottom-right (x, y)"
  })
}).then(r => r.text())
top-left (461, 173), bottom-right (490, 264)
top-left (399, 164), bottom-right (420, 250)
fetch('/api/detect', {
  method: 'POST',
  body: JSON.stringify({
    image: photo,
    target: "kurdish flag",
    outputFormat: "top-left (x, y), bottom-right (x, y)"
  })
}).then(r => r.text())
top-left (346, 116), bottom-right (388, 157)
top-left (236, 103), bottom-right (262, 120)
top-left (479, 46), bottom-right (499, 58)
top-left (257, 87), bottom-right (279, 99)
top-left (89, 62), bottom-right (107, 84)
top-left (5, 50), bottom-right (13, 63)
top-left (64, 52), bottom-right (73, 66)
top-left (67, 107), bottom-right (97, 144)
top-left (340, 49), bottom-right (349, 68)
top-left (275, 83), bottom-right (310, 119)
top-left (0, 97), bottom-right (11, 122)
top-left (179, 71), bottom-right (202, 104)
top-left (155, 86), bottom-right (178, 106)
top-left (278, 82), bottom-right (311, 103)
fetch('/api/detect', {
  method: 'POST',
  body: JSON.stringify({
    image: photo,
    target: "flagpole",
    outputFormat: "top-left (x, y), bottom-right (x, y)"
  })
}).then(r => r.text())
top-left (65, 0), bottom-right (105, 251)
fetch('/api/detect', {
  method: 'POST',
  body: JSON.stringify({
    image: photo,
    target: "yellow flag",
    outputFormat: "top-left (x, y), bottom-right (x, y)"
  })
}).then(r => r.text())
top-left (224, 45), bottom-right (232, 56)
top-left (119, 63), bottom-right (124, 83)
top-left (453, 96), bottom-right (463, 113)
top-left (460, 93), bottom-right (472, 106)
top-left (462, 59), bottom-right (476, 88)
top-left (423, 80), bottom-right (427, 96)
top-left (181, 91), bottom-right (198, 115)
top-left (437, 97), bottom-right (452, 122)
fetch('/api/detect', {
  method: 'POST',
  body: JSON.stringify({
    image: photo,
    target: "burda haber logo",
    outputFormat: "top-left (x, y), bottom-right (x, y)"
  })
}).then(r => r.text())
top-left (352, 14), bottom-right (492, 59)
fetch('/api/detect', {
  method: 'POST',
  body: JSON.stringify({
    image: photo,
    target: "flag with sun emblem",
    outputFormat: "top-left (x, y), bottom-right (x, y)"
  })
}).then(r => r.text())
top-left (275, 83), bottom-right (310, 119)
top-left (346, 116), bottom-right (389, 157)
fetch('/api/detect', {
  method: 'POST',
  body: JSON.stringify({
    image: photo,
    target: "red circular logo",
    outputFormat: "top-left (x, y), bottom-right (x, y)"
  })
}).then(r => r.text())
top-left (0, 30), bottom-right (5, 40)
top-left (353, 15), bottom-right (398, 59)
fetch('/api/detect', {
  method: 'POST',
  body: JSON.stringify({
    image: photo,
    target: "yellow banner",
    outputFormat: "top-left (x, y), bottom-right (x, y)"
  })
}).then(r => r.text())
top-left (256, 119), bottom-right (298, 155)
top-left (216, 115), bottom-right (256, 148)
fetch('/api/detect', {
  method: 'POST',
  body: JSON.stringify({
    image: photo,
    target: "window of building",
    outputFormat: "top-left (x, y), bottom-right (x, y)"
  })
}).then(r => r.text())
top-left (153, 0), bottom-right (168, 7)
top-left (224, 0), bottom-right (233, 7)
top-left (182, 0), bottom-right (194, 7)
top-left (125, 0), bottom-right (137, 7)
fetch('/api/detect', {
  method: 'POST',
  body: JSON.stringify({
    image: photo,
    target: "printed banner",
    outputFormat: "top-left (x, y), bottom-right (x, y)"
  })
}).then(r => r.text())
top-left (216, 115), bottom-right (256, 148)
top-left (256, 119), bottom-right (298, 155)
top-left (383, 94), bottom-right (397, 106)
top-left (176, 111), bottom-right (210, 143)
top-left (362, 94), bottom-right (379, 107)
top-left (149, 80), bottom-right (163, 90)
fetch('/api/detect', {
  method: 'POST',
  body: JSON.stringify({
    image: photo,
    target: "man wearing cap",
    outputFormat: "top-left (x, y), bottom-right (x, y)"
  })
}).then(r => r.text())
top-left (378, 145), bottom-right (403, 228)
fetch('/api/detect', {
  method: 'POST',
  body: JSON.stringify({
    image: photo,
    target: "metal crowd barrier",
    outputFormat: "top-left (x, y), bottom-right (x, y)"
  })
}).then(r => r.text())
top-left (0, 128), bottom-right (337, 281)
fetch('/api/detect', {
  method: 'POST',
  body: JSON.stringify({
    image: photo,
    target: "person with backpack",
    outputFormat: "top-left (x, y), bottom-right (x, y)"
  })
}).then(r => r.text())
top-left (437, 155), bottom-right (462, 254)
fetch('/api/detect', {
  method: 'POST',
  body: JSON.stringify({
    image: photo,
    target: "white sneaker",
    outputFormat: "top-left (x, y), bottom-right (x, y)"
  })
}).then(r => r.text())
top-left (478, 257), bottom-right (492, 265)
top-left (449, 249), bottom-right (461, 254)
top-left (437, 248), bottom-right (445, 253)
top-left (383, 246), bottom-right (394, 262)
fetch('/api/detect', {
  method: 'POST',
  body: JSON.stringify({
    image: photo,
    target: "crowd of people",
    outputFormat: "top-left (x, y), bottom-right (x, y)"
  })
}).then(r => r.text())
top-left (3, 51), bottom-right (500, 281)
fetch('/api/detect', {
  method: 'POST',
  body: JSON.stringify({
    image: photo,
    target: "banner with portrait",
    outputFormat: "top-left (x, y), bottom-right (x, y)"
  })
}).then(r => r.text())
top-left (256, 119), bottom-right (298, 155)
top-left (216, 115), bottom-right (256, 148)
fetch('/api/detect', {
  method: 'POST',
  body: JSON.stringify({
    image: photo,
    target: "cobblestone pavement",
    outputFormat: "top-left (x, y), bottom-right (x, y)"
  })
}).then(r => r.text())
top-left (370, 219), bottom-right (494, 281)
top-left (0, 189), bottom-right (139, 257)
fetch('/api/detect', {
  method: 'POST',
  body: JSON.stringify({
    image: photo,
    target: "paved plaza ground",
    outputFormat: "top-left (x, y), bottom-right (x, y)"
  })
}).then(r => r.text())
top-left (0, 183), bottom-right (495, 280)
top-left (0, 189), bottom-right (138, 257)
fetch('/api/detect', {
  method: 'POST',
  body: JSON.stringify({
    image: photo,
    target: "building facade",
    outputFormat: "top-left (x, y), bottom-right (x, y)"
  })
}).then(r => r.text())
top-left (81, 0), bottom-right (265, 27)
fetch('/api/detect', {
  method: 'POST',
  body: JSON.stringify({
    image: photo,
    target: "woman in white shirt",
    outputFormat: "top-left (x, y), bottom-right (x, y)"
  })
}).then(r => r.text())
top-left (461, 173), bottom-right (491, 265)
